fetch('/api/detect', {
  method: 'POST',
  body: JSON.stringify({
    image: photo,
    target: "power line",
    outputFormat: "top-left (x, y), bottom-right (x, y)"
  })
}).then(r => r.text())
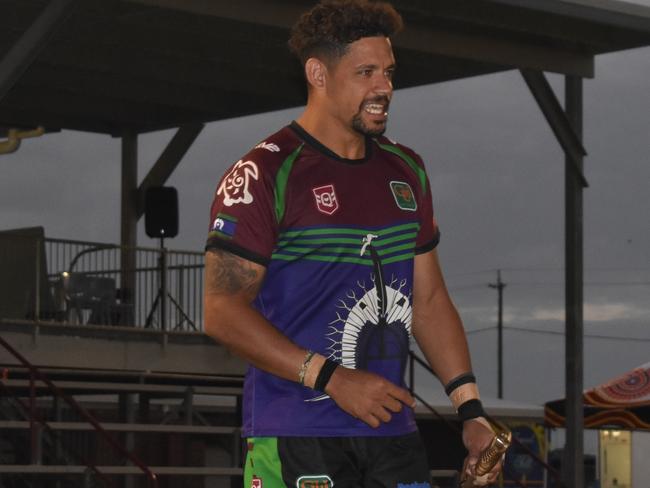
top-left (447, 266), bottom-right (650, 279)
top-left (502, 325), bottom-right (650, 342)
top-left (464, 326), bottom-right (650, 342)
top-left (465, 326), bottom-right (497, 335)
top-left (507, 281), bottom-right (650, 287)
top-left (447, 284), bottom-right (488, 292)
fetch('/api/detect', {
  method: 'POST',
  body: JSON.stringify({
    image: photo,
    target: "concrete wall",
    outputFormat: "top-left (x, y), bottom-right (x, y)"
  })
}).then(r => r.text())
top-left (0, 320), bottom-right (246, 376)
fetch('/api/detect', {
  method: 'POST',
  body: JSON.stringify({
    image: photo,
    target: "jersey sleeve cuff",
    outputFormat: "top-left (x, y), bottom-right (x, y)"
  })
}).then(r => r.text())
top-left (205, 238), bottom-right (270, 267)
top-left (414, 230), bottom-right (440, 255)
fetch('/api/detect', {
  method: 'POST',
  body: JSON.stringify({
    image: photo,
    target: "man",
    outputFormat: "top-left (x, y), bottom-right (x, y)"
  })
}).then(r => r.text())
top-left (204, 1), bottom-right (501, 486)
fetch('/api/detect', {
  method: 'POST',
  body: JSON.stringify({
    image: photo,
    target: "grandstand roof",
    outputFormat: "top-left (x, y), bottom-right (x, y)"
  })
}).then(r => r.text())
top-left (1, 0), bottom-right (650, 135)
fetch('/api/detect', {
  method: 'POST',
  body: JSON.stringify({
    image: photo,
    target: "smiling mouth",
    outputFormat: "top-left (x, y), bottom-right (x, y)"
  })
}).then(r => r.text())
top-left (364, 103), bottom-right (387, 116)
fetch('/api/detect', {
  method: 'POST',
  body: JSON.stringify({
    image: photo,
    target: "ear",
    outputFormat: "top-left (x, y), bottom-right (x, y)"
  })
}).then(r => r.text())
top-left (304, 57), bottom-right (327, 90)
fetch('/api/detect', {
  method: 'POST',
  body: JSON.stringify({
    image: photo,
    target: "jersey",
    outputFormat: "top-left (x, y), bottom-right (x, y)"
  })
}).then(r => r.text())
top-left (206, 121), bottom-right (440, 437)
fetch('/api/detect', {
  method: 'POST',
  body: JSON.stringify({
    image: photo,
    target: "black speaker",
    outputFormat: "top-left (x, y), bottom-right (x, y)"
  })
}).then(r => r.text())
top-left (145, 186), bottom-right (178, 238)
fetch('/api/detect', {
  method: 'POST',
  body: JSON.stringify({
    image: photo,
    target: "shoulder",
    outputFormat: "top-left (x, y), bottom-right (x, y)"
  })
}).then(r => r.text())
top-left (374, 135), bottom-right (428, 192)
top-left (374, 135), bottom-right (424, 167)
top-left (237, 125), bottom-right (305, 177)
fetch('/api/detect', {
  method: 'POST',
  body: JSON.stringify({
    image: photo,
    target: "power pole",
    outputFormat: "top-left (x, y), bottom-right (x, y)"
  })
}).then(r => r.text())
top-left (489, 270), bottom-right (506, 399)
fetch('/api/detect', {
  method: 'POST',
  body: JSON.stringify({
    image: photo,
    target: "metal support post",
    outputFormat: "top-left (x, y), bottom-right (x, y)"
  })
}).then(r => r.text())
top-left (563, 75), bottom-right (585, 488)
top-left (34, 239), bottom-right (41, 321)
top-left (161, 243), bottom-right (168, 331)
top-left (121, 132), bottom-right (138, 325)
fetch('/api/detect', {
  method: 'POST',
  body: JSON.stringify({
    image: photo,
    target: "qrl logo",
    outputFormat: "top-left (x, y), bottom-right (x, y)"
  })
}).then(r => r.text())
top-left (251, 476), bottom-right (262, 488)
top-left (312, 184), bottom-right (339, 215)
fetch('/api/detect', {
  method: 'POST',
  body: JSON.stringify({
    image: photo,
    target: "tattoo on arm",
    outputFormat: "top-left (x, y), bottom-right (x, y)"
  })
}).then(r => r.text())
top-left (205, 248), bottom-right (262, 298)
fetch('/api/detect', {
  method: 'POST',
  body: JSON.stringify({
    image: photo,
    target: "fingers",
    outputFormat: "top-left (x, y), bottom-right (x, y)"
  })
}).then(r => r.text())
top-left (327, 368), bottom-right (416, 429)
top-left (383, 395), bottom-right (403, 413)
top-left (387, 384), bottom-right (416, 408)
top-left (360, 406), bottom-right (393, 428)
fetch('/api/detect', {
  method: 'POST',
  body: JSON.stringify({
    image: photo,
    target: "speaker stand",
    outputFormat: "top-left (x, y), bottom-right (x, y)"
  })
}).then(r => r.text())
top-left (144, 237), bottom-right (197, 331)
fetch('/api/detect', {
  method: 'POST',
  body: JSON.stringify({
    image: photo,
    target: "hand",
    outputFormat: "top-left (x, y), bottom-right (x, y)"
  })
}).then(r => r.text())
top-left (461, 417), bottom-right (502, 486)
top-left (324, 367), bottom-right (416, 428)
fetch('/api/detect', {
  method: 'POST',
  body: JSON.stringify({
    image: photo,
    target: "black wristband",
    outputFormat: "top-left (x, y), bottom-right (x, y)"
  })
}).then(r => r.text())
top-left (444, 372), bottom-right (477, 396)
top-left (314, 359), bottom-right (339, 392)
top-left (457, 399), bottom-right (486, 422)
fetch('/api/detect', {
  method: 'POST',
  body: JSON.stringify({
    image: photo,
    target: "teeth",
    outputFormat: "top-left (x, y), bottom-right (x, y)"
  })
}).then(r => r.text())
top-left (365, 103), bottom-right (386, 115)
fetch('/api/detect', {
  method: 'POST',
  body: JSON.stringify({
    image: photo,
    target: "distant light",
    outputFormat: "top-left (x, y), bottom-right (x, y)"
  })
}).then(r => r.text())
top-left (62, 272), bottom-right (69, 278)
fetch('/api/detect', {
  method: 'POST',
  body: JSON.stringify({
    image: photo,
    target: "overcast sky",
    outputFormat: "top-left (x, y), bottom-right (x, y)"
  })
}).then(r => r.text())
top-left (1, 27), bottom-right (648, 424)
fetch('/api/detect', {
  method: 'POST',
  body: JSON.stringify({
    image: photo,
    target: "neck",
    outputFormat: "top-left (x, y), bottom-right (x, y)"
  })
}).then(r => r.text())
top-left (296, 106), bottom-right (366, 160)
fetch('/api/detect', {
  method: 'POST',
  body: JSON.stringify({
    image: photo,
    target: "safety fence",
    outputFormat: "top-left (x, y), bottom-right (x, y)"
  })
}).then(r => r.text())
top-left (0, 228), bottom-right (204, 331)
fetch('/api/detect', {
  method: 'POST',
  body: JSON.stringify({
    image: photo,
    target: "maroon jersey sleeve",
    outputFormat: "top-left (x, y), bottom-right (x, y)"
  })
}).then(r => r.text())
top-left (414, 155), bottom-right (441, 254)
top-left (205, 155), bottom-right (279, 266)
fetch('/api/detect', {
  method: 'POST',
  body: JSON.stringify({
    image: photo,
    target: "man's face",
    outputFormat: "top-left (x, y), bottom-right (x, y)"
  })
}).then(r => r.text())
top-left (325, 36), bottom-right (396, 137)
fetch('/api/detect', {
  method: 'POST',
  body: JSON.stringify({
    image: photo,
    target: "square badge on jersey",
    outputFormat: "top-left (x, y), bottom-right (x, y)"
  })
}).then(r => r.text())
top-left (390, 181), bottom-right (417, 211)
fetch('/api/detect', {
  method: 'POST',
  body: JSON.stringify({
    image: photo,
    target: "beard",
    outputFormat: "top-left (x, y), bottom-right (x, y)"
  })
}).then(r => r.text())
top-left (351, 96), bottom-right (390, 137)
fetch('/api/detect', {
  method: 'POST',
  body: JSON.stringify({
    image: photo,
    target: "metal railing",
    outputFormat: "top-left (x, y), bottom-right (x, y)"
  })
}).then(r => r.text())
top-left (45, 237), bottom-right (204, 330)
top-left (0, 230), bottom-right (204, 330)
top-left (0, 335), bottom-right (159, 487)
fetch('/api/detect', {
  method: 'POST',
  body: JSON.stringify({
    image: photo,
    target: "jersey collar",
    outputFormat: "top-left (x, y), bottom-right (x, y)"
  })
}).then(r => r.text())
top-left (289, 121), bottom-right (373, 165)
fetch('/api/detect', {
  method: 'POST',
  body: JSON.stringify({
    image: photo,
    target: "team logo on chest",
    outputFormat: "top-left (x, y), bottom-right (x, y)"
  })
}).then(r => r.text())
top-left (217, 159), bottom-right (259, 207)
top-left (312, 184), bottom-right (339, 215)
top-left (390, 181), bottom-right (417, 211)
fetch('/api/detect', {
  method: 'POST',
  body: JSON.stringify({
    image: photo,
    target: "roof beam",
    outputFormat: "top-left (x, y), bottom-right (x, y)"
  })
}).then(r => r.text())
top-left (486, 0), bottom-right (650, 33)
top-left (0, 0), bottom-right (77, 103)
top-left (395, 26), bottom-right (594, 78)
top-left (40, 42), bottom-right (301, 105)
top-left (520, 69), bottom-right (588, 187)
top-left (136, 124), bottom-right (205, 219)
top-left (126, 0), bottom-right (594, 77)
top-left (1, 85), bottom-right (210, 133)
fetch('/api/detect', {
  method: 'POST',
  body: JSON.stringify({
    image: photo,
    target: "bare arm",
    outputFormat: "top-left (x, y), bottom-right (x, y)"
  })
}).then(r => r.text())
top-left (412, 248), bottom-right (500, 485)
top-left (411, 248), bottom-right (471, 384)
top-left (203, 248), bottom-right (306, 382)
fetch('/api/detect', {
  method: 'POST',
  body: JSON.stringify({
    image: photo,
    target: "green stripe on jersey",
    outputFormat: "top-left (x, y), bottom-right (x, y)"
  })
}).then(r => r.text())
top-left (208, 230), bottom-right (232, 240)
top-left (279, 221), bottom-right (419, 239)
top-left (277, 231), bottom-right (417, 248)
top-left (271, 251), bottom-right (415, 266)
top-left (274, 144), bottom-right (304, 224)
top-left (377, 142), bottom-right (427, 193)
top-left (280, 241), bottom-right (414, 257)
top-left (273, 222), bottom-right (420, 266)
top-left (216, 212), bottom-right (237, 222)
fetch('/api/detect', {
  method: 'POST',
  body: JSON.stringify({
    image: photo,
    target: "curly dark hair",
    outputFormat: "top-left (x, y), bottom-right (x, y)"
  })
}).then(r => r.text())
top-left (288, 0), bottom-right (403, 65)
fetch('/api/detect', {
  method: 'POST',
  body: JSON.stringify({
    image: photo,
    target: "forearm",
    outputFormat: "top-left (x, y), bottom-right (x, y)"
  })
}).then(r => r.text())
top-left (412, 250), bottom-right (472, 386)
top-left (412, 287), bottom-right (472, 385)
top-left (204, 295), bottom-right (308, 384)
top-left (203, 248), bottom-right (313, 385)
